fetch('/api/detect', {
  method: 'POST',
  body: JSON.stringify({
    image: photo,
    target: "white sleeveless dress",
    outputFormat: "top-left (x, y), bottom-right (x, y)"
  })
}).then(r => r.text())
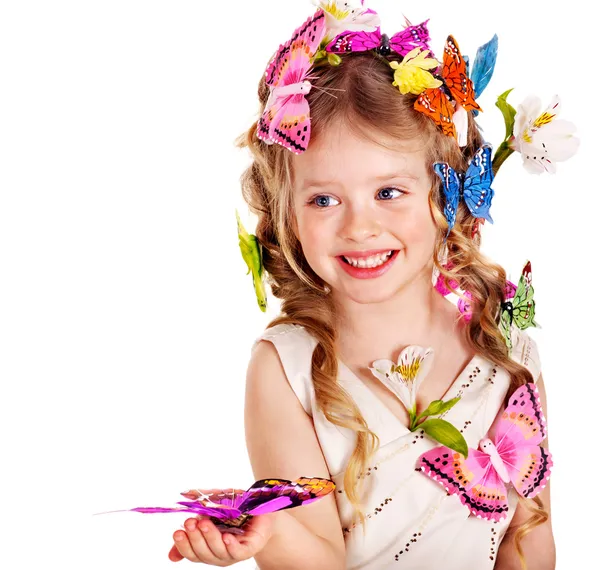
top-left (252, 324), bottom-right (541, 569)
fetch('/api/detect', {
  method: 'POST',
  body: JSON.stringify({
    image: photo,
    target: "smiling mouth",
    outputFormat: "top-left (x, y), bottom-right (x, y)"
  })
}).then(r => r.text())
top-left (339, 250), bottom-right (397, 268)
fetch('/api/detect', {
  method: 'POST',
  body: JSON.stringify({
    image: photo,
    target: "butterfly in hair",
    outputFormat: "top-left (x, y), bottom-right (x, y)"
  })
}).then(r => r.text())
top-left (433, 143), bottom-right (495, 236)
top-left (500, 261), bottom-right (538, 350)
top-left (120, 477), bottom-right (335, 535)
top-left (415, 35), bottom-right (481, 139)
top-left (257, 10), bottom-right (326, 154)
top-left (325, 19), bottom-right (431, 57)
top-left (417, 382), bottom-right (552, 522)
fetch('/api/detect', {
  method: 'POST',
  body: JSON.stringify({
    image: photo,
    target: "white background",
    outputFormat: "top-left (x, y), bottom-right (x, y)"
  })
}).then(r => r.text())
top-left (0, 1), bottom-right (595, 569)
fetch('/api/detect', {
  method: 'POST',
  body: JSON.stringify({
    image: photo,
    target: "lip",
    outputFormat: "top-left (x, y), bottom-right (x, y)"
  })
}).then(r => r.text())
top-left (337, 248), bottom-right (395, 259)
top-left (336, 250), bottom-right (400, 280)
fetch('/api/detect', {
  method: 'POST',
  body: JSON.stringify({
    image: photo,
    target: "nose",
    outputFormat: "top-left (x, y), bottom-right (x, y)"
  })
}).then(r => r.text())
top-left (341, 204), bottom-right (381, 243)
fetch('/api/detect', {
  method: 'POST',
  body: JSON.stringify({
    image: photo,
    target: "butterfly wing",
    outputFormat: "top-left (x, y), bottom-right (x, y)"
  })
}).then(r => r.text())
top-left (415, 88), bottom-right (456, 138)
top-left (462, 144), bottom-right (495, 223)
top-left (511, 261), bottom-right (537, 330)
top-left (417, 446), bottom-right (509, 521)
top-left (268, 93), bottom-right (312, 154)
top-left (433, 162), bottom-right (460, 235)
top-left (264, 10), bottom-right (326, 87)
top-left (388, 19), bottom-right (431, 56)
top-left (238, 477), bottom-right (335, 516)
top-left (442, 35), bottom-right (481, 112)
top-left (236, 211), bottom-right (267, 312)
top-left (494, 383), bottom-right (553, 498)
top-left (326, 29), bottom-right (382, 52)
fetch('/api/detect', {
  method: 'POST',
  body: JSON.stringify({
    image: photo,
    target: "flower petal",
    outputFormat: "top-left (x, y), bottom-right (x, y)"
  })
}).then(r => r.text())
top-left (369, 360), bottom-right (412, 409)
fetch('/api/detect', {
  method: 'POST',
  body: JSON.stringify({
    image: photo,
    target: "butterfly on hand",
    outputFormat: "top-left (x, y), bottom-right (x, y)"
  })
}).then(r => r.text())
top-left (415, 35), bottom-right (481, 143)
top-left (123, 477), bottom-right (335, 535)
top-left (417, 383), bottom-right (552, 522)
top-left (257, 10), bottom-right (326, 154)
top-left (500, 261), bottom-right (539, 350)
top-left (325, 19), bottom-right (431, 58)
top-left (434, 143), bottom-right (495, 236)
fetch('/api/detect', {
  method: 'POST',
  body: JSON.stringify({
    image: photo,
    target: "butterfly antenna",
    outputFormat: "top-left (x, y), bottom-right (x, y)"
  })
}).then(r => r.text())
top-left (310, 85), bottom-right (344, 99)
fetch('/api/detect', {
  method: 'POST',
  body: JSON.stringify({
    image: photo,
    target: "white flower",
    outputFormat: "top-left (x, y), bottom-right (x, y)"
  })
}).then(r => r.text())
top-left (313, 0), bottom-right (380, 38)
top-left (511, 94), bottom-right (579, 174)
top-left (369, 345), bottom-right (434, 415)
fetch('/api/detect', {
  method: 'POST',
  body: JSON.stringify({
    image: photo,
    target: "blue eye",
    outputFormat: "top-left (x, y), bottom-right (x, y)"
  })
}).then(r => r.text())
top-left (310, 195), bottom-right (340, 208)
top-left (377, 187), bottom-right (404, 200)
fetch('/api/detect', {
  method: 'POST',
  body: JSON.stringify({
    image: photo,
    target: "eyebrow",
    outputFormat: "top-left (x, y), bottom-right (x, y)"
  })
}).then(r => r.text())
top-left (300, 172), bottom-right (419, 192)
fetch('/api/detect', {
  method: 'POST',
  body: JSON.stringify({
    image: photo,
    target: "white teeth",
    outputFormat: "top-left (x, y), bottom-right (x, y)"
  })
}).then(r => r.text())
top-left (343, 250), bottom-right (393, 268)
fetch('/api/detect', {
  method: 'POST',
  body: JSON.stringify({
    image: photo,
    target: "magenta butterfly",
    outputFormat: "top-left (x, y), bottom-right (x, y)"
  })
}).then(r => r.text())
top-left (123, 477), bottom-right (335, 535)
top-left (257, 10), bottom-right (326, 154)
top-left (417, 383), bottom-right (552, 521)
top-left (325, 19), bottom-right (430, 57)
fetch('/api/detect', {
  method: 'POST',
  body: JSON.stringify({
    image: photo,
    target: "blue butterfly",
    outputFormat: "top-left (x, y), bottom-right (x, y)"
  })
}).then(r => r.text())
top-left (433, 144), bottom-right (495, 236)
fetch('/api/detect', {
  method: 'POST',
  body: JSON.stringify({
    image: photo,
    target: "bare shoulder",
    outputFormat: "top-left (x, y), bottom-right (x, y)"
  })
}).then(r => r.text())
top-left (244, 339), bottom-right (345, 551)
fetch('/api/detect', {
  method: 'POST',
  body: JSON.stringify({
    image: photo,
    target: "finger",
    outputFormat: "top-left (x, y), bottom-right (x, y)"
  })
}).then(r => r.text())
top-left (171, 529), bottom-right (201, 563)
top-left (195, 519), bottom-right (234, 561)
top-left (168, 542), bottom-right (184, 562)
top-left (183, 518), bottom-right (221, 564)
top-left (222, 532), bottom-right (254, 560)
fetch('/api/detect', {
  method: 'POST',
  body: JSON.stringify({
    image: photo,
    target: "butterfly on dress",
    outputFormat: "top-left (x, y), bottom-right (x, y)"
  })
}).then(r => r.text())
top-left (325, 18), bottom-right (431, 58)
top-left (433, 143), bottom-right (495, 236)
top-left (417, 382), bottom-right (552, 522)
top-left (500, 261), bottom-right (538, 350)
top-left (257, 10), bottom-right (326, 154)
top-left (115, 477), bottom-right (335, 535)
top-left (415, 35), bottom-right (481, 145)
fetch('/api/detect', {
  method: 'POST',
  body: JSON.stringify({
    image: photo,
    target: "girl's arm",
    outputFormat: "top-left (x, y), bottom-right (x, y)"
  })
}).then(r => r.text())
top-left (244, 340), bottom-right (346, 570)
top-left (495, 374), bottom-right (556, 570)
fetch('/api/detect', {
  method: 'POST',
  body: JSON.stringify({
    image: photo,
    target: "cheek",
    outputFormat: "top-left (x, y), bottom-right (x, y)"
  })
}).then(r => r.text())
top-left (396, 204), bottom-right (437, 246)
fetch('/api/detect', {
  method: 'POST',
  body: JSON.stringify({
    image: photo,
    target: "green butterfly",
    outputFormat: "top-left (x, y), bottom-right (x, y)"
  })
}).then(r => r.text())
top-left (499, 260), bottom-right (539, 349)
top-left (236, 210), bottom-right (267, 312)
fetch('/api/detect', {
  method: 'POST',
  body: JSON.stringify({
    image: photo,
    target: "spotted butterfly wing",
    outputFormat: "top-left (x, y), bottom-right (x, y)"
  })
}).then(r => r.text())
top-left (493, 383), bottom-right (552, 498)
top-left (433, 162), bottom-right (460, 235)
top-left (500, 261), bottom-right (537, 349)
top-left (388, 20), bottom-right (431, 56)
top-left (415, 87), bottom-right (456, 138)
top-left (417, 446), bottom-right (510, 521)
top-left (257, 10), bottom-right (326, 154)
top-left (462, 144), bottom-right (494, 223)
top-left (325, 28), bottom-right (382, 52)
top-left (442, 35), bottom-right (481, 112)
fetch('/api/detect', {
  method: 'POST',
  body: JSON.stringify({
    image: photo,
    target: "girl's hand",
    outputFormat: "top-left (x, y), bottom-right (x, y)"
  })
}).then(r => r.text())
top-left (168, 514), bottom-right (276, 566)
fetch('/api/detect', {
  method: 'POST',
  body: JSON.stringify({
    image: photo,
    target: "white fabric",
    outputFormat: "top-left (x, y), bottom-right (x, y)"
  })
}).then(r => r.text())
top-left (253, 325), bottom-right (541, 569)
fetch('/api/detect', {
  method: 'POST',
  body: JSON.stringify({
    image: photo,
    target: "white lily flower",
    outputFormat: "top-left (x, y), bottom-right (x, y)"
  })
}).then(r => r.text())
top-left (511, 94), bottom-right (579, 174)
top-left (313, 0), bottom-right (380, 38)
top-left (369, 345), bottom-right (434, 415)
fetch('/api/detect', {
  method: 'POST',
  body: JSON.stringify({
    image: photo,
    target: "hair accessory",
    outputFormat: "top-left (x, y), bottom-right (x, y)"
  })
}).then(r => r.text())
top-left (417, 382), bottom-right (552, 521)
top-left (389, 47), bottom-right (442, 95)
top-left (236, 210), bottom-right (267, 312)
top-left (325, 18), bottom-right (431, 57)
top-left (257, 10), bottom-right (326, 154)
top-left (499, 260), bottom-right (539, 349)
top-left (433, 143), bottom-right (495, 236)
top-left (415, 35), bottom-right (481, 146)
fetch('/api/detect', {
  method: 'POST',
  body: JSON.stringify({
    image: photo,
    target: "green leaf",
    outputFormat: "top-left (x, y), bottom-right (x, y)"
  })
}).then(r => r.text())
top-left (236, 210), bottom-right (267, 312)
top-left (414, 396), bottom-right (461, 425)
top-left (495, 88), bottom-right (517, 141)
top-left (418, 418), bottom-right (469, 457)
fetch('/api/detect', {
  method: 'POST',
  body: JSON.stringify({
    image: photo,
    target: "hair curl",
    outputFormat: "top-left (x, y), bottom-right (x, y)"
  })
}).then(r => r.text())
top-left (237, 51), bottom-right (545, 567)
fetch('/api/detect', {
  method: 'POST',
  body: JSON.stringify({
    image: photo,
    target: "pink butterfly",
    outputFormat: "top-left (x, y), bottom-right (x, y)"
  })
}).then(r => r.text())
top-left (417, 383), bottom-right (552, 521)
top-left (325, 19), bottom-right (431, 58)
top-left (257, 10), bottom-right (326, 154)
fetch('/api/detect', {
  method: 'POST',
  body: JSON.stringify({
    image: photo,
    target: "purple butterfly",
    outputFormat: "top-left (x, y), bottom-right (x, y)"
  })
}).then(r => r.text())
top-left (325, 19), bottom-right (431, 57)
top-left (118, 477), bottom-right (335, 535)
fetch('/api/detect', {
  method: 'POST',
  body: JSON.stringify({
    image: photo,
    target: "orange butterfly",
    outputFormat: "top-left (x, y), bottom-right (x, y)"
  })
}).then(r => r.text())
top-left (415, 35), bottom-right (481, 139)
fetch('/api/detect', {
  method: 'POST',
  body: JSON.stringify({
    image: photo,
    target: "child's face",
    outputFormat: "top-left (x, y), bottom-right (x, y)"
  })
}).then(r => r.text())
top-left (292, 123), bottom-right (438, 304)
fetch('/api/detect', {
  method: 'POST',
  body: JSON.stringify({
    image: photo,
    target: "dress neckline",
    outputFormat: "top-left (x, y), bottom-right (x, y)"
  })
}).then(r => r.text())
top-left (337, 353), bottom-right (483, 442)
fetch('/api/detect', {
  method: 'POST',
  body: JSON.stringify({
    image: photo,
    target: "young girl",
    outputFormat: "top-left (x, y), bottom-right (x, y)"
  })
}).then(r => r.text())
top-left (168, 4), bottom-right (560, 569)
